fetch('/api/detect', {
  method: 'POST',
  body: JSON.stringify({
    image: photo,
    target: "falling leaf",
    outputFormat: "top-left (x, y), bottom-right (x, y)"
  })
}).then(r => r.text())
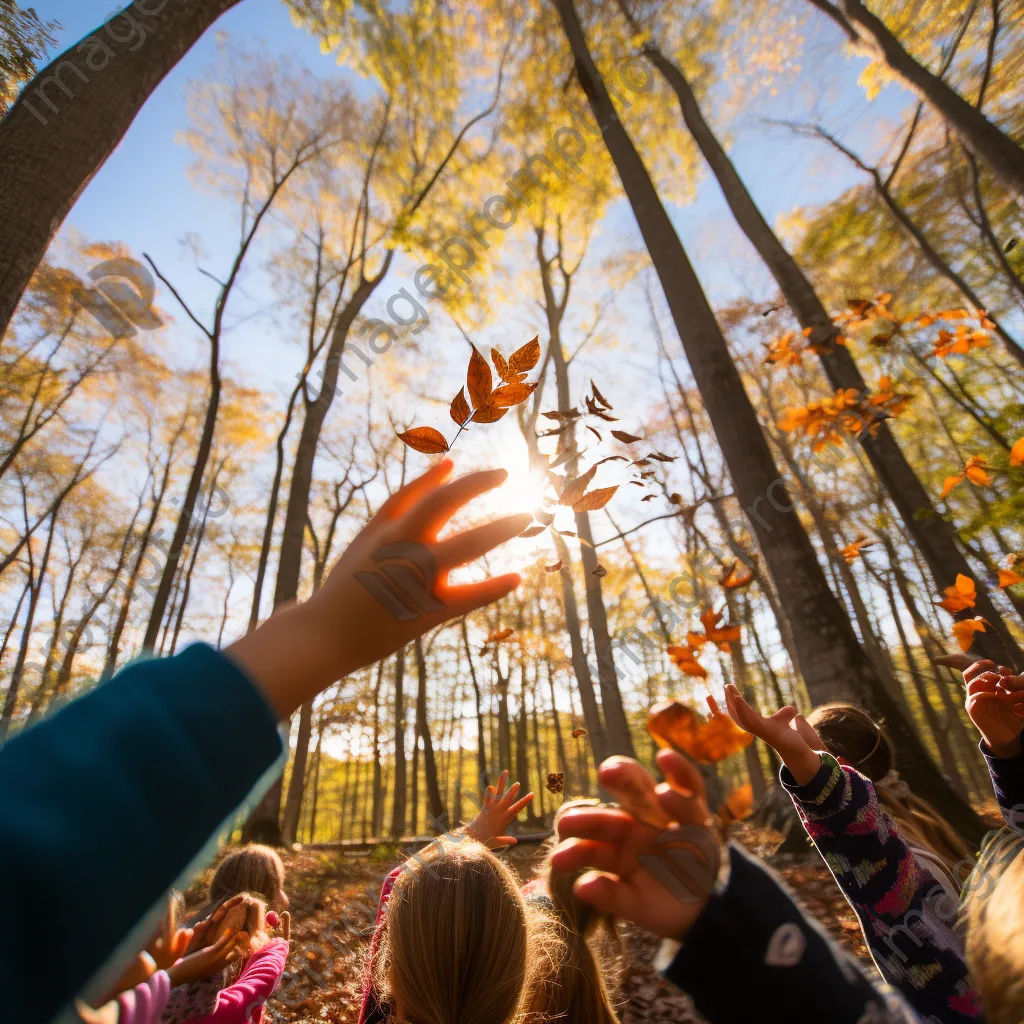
top-left (952, 617), bottom-right (988, 652)
top-left (487, 628), bottom-right (515, 643)
top-left (1011, 437), bottom-right (1024, 467)
top-left (647, 700), bottom-right (753, 763)
top-left (559, 465), bottom-right (598, 506)
top-left (545, 561), bottom-right (563, 572)
top-left (534, 508), bottom-right (555, 525)
top-left (490, 382), bottom-right (538, 407)
top-left (546, 772), bottom-right (564, 794)
top-left (398, 426), bottom-right (449, 454)
top-left (611, 430), bottom-right (642, 444)
top-left (647, 452), bottom-right (677, 463)
top-left (571, 727), bottom-right (587, 738)
top-left (541, 411), bottom-right (562, 421)
top-left (572, 486), bottom-right (619, 512)
top-left (509, 336), bottom-right (541, 374)
top-left (555, 529), bottom-right (577, 538)
top-left (721, 562), bottom-right (754, 589)
top-left (1004, 238), bottom-right (1018, 253)
top-left (450, 388), bottom-right (470, 426)
top-left (587, 425), bottom-right (603, 442)
top-left (520, 525), bottom-right (547, 538)
top-left (641, 494), bottom-right (656, 502)
top-left (590, 380), bottom-right (612, 409)
top-left (471, 403), bottom-right (508, 424)
top-left (840, 535), bottom-right (874, 564)
top-left (632, 458), bottom-right (651, 467)
top-left (666, 644), bottom-right (707, 678)
top-left (467, 345), bottom-right (493, 410)
top-left (549, 447), bottom-right (580, 469)
top-left (491, 348), bottom-right (508, 379)
top-left (668, 493), bottom-right (683, 505)
top-left (720, 783), bottom-right (754, 823)
top-left (937, 574), bottom-right (977, 613)
top-left (594, 455), bottom-right (628, 466)
top-left (593, 411), bottom-right (619, 422)
top-left (690, 607), bottom-right (742, 652)
top-left (964, 455), bottom-right (992, 486)
top-left (941, 474), bottom-right (964, 498)
top-left (997, 568), bottom-right (1023, 589)
top-left (592, 564), bottom-right (607, 577)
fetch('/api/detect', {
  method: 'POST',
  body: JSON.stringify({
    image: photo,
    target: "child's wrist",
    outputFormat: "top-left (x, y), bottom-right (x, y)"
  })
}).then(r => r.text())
top-left (985, 732), bottom-right (1022, 759)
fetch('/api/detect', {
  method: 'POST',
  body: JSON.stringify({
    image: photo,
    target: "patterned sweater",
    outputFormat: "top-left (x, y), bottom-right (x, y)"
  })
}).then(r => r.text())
top-left (782, 753), bottom-right (983, 1024)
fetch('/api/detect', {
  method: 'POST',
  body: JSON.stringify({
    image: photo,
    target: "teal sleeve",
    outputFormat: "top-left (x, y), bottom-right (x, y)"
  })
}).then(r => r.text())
top-left (0, 643), bottom-right (284, 1024)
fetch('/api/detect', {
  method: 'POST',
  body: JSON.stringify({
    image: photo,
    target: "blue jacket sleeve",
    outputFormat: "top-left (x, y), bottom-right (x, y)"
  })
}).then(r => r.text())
top-left (980, 739), bottom-right (1024, 828)
top-left (0, 643), bottom-right (283, 1024)
top-left (661, 843), bottom-right (923, 1024)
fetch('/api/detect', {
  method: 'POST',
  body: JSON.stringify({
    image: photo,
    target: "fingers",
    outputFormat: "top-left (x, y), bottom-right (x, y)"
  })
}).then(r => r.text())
top-left (434, 514), bottom-right (534, 570)
top-left (723, 684), bottom-right (759, 733)
top-left (555, 806), bottom-right (644, 845)
top-left (706, 694), bottom-right (724, 718)
top-left (378, 459), bottom-right (454, 521)
top-left (655, 783), bottom-right (706, 826)
top-left (963, 659), bottom-right (996, 684)
top-left (655, 748), bottom-right (704, 801)
top-left (792, 714), bottom-right (824, 749)
top-left (550, 836), bottom-right (623, 875)
top-left (281, 911), bottom-right (291, 941)
top-left (573, 871), bottom-right (638, 920)
top-left (446, 574), bottom-right (522, 617)
top-left (415, 468), bottom-right (511, 535)
top-left (505, 792), bottom-right (535, 819)
top-left (211, 894), bottom-right (246, 923)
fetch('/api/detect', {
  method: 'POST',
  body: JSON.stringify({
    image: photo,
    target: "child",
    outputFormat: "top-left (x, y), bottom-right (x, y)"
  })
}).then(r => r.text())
top-left (722, 685), bottom-right (981, 1022)
top-left (193, 845), bottom-right (289, 920)
top-left (0, 461), bottom-right (530, 1024)
top-left (551, 747), bottom-right (921, 1024)
top-left (358, 770), bottom-right (540, 1024)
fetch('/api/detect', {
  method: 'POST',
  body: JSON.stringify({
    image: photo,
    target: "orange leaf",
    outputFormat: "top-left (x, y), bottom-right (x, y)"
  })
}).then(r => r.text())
top-left (467, 345), bottom-right (492, 410)
top-left (721, 562), bottom-right (754, 588)
top-left (940, 474), bottom-right (964, 498)
top-left (998, 568), bottom-right (1024, 588)
top-left (721, 782), bottom-right (754, 823)
top-left (491, 347), bottom-right (508, 379)
top-left (964, 462), bottom-right (992, 487)
top-left (520, 525), bottom-right (546, 537)
top-left (559, 465), bottom-right (598, 507)
top-left (937, 574), bottom-right (977, 613)
top-left (546, 772), bottom-right (564, 794)
top-left (952, 617), bottom-right (988, 652)
top-left (487, 628), bottom-right (515, 642)
top-left (397, 426), bottom-right (449, 454)
top-left (490, 382), bottom-right (538, 407)
top-left (647, 700), bottom-right (753, 764)
top-left (611, 430), bottom-right (642, 444)
top-left (450, 387), bottom-right (470, 426)
top-left (572, 485), bottom-right (618, 512)
top-left (1010, 436), bottom-right (1024, 467)
top-left (471, 403), bottom-right (508, 424)
top-left (508, 336), bottom-right (541, 374)
top-left (694, 606), bottom-right (742, 651)
top-left (666, 645), bottom-right (707, 678)
top-left (571, 727), bottom-right (587, 738)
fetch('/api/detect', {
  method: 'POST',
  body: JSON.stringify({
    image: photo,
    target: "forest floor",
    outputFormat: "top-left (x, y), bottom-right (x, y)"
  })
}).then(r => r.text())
top-left (184, 823), bottom-right (874, 1024)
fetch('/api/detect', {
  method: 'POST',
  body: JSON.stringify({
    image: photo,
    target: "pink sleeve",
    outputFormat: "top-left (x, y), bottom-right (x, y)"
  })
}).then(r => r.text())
top-left (357, 865), bottom-right (405, 1024)
top-left (116, 970), bottom-right (171, 1024)
top-left (187, 940), bottom-right (289, 1024)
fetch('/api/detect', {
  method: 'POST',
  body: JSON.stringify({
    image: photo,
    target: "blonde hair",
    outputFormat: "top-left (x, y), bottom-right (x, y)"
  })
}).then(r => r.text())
top-left (530, 799), bottom-right (621, 1024)
top-left (374, 839), bottom-right (556, 1024)
top-left (201, 844), bottom-right (286, 917)
top-left (965, 839), bottom-right (1024, 1023)
top-left (807, 703), bottom-right (970, 884)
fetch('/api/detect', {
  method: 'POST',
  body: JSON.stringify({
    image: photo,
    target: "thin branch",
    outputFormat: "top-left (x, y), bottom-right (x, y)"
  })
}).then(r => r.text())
top-left (594, 493), bottom-right (734, 549)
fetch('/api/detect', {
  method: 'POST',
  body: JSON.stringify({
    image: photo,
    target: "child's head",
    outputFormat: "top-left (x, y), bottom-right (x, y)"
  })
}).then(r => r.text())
top-left (807, 702), bottom-right (969, 877)
top-left (207, 844), bottom-right (287, 913)
top-left (375, 839), bottom-right (552, 1024)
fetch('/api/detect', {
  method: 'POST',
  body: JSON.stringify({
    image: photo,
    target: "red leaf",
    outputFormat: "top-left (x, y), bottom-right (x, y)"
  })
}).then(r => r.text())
top-left (509, 336), bottom-right (541, 374)
top-left (491, 348), bottom-right (508, 380)
top-left (397, 426), bottom-right (449, 454)
top-left (592, 564), bottom-right (607, 577)
top-left (467, 345), bottom-right (492, 410)
top-left (450, 388), bottom-right (470, 426)
top-left (572, 485), bottom-right (618, 511)
top-left (611, 430), bottom-right (642, 444)
top-left (471, 403), bottom-right (508, 423)
top-left (490, 382), bottom-right (538, 407)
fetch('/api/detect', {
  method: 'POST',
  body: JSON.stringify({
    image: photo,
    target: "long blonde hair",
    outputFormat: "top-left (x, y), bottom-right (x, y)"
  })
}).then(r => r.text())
top-left (374, 840), bottom-right (556, 1024)
top-left (198, 844), bottom-right (286, 919)
top-left (530, 800), bottom-right (621, 1024)
top-left (807, 703), bottom-right (970, 883)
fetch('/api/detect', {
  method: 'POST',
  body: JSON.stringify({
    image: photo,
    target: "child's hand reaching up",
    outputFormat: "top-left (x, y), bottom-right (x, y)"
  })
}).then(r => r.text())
top-left (228, 461), bottom-right (530, 720)
top-left (721, 685), bottom-right (823, 786)
top-left (464, 770), bottom-right (535, 847)
top-left (962, 659), bottom-right (1024, 758)
top-left (551, 749), bottom-right (721, 940)
top-left (166, 928), bottom-right (248, 987)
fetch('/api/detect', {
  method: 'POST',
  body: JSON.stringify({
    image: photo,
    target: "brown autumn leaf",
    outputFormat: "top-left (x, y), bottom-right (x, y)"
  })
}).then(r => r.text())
top-left (647, 700), bottom-right (753, 764)
top-left (571, 727), bottom-right (587, 738)
top-left (628, 481), bottom-right (646, 488)
top-left (573, 486), bottom-right (618, 512)
top-left (587, 425), bottom-right (603, 442)
top-left (467, 345), bottom-right (493, 410)
top-left (545, 560), bottom-right (563, 572)
top-left (688, 607), bottom-right (742, 652)
top-left (556, 529), bottom-right (577, 537)
top-left (648, 452), bottom-right (677, 463)
top-left (591, 380), bottom-right (612, 410)
top-left (487, 628), bottom-right (515, 643)
top-left (721, 561), bottom-right (754, 589)
top-left (669, 493), bottom-right (683, 505)
top-left (593, 411), bottom-right (619, 422)
top-left (506, 371), bottom-right (529, 384)
top-left (594, 455), bottom-right (628, 466)
top-left (491, 382), bottom-right (538, 407)
top-left (450, 387), bottom-right (470, 426)
top-left (720, 783), bottom-right (754, 824)
top-left (509, 336), bottom-right (541, 374)
top-left (546, 772), bottom-right (564, 794)
top-left (592, 564), bottom-right (607, 577)
top-left (632, 458), bottom-right (651, 467)
top-left (491, 348), bottom-right (508, 380)
top-left (641, 494), bottom-right (656, 502)
top-left (534, 509), bottom-right (555, 525)
top-left (471, 403), bottom-right (508, 424)
top-left (541, 411), bottom-right (562, 421)
top-left (559, 465), bottom-right (598, 506)
top-left (398, 426), bottom-right (449, 454)
top-left (520, 525), bottom-right (547, 537)
top-left (666, 645), bottom-right (707, 678)
top-left (549, 447), bottom-right (580, 469)
top-left (611, 430), bottom-right (642, 444)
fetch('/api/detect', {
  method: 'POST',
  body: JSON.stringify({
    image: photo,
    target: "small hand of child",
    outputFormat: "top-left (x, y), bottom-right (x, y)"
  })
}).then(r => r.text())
top-left (166, 928), bottom-right (247, 987)
top-left (963, 659), bottom-right (1024, 758)
top-left (279, 910), bottom-right (291, 941)
top-left (465, 769), bottom-right (535, 847)
top-left (228, 461), bottom-right (530, 719)
top-left (551, 750), bottom-right (721, 940)
top-left (185, 893), bottom-right (247, 955)
top-left (150, 925), bottom-right (193, 971)
top-left (722, 685), bottom-right (822, 786)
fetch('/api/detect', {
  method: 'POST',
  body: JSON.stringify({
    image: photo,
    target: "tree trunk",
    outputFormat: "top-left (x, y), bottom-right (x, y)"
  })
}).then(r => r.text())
top-left (308, 725), bottom-right (323, 843)
top-left (390, 645), bottom-right (407, 838)
top-left (460, 617), bottom-right (489, 792)
top-left (554, 0), bottom-right (984, 843)
top-left (645, 43), bottom-right (1024, 663)
top-left (371, 659), bottom-right (385, 836)
top-left (414, 636), bottom-right (445, 831)
top-left (495, 666), bottom-right (513, 775)
top-left (0, 0), bottom-right (246, 339)
top-left (281, 699), bottom-right (314, 844)
top-left (545, 650), bottom-right (572, 795)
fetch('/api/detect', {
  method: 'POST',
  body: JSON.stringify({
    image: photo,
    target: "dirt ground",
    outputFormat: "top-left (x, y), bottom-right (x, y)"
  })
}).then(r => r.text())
top-left (183, 825), bottom-right (875, 1023)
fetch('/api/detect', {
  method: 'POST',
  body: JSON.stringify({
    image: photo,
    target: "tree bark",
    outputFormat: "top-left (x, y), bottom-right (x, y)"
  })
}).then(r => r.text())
top-left (414, 636), bottom-right (445, 831)
top-left (371, 659), bottom-right (385, 836)
top-left (390, 645), bottom-right (408, 838)
top-left (554, 0), bottom-right (984, 843)
top-left (281, 699), bottom-right (314, 844)
top-left (0, 0), bottom-right (246, 339)
top-left (460, 617), bottom-right (489, 792)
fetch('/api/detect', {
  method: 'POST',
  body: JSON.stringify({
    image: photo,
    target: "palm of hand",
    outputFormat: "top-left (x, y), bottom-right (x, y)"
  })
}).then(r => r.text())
top-left (964, 661), bottom-right (1024, 754)
top-left (465, 770), bottom-right (534, 847)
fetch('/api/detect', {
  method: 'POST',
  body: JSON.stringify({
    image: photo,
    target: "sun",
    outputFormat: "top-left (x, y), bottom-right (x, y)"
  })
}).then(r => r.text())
top-left (498, 459), bottom-right (551, 516)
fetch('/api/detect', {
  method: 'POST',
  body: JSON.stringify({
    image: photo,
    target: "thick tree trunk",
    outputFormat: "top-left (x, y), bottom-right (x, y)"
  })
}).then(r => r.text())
top-left (0, 0), bottom-right (246, 339)
top-left (390, 645), bottom-right (408, 838)
top-left (646, 45), bottom-right (1023, 664)
top-left (554, 0), bottom-right (984, 843)
top-left (414, 637), bottom-right (445, 831)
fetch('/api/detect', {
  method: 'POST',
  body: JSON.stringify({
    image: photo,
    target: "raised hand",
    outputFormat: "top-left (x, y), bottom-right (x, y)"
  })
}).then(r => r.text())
top-left (465, 770), bottom-right (535, 848)
top-left (551, 749), bottom-right (721, 940)
top-left (149, 925), bottom-right (193, 972)
top-left (185, 893), bottom-right (246, 955)
top-left (963, 659), bottom-right (1024, 758)
top-left (722, 685), bottom-right (822, 786)
top-left (167, 929), bottom-right (247, 987)
top-left (228, 460), bottom-right (530, 719)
